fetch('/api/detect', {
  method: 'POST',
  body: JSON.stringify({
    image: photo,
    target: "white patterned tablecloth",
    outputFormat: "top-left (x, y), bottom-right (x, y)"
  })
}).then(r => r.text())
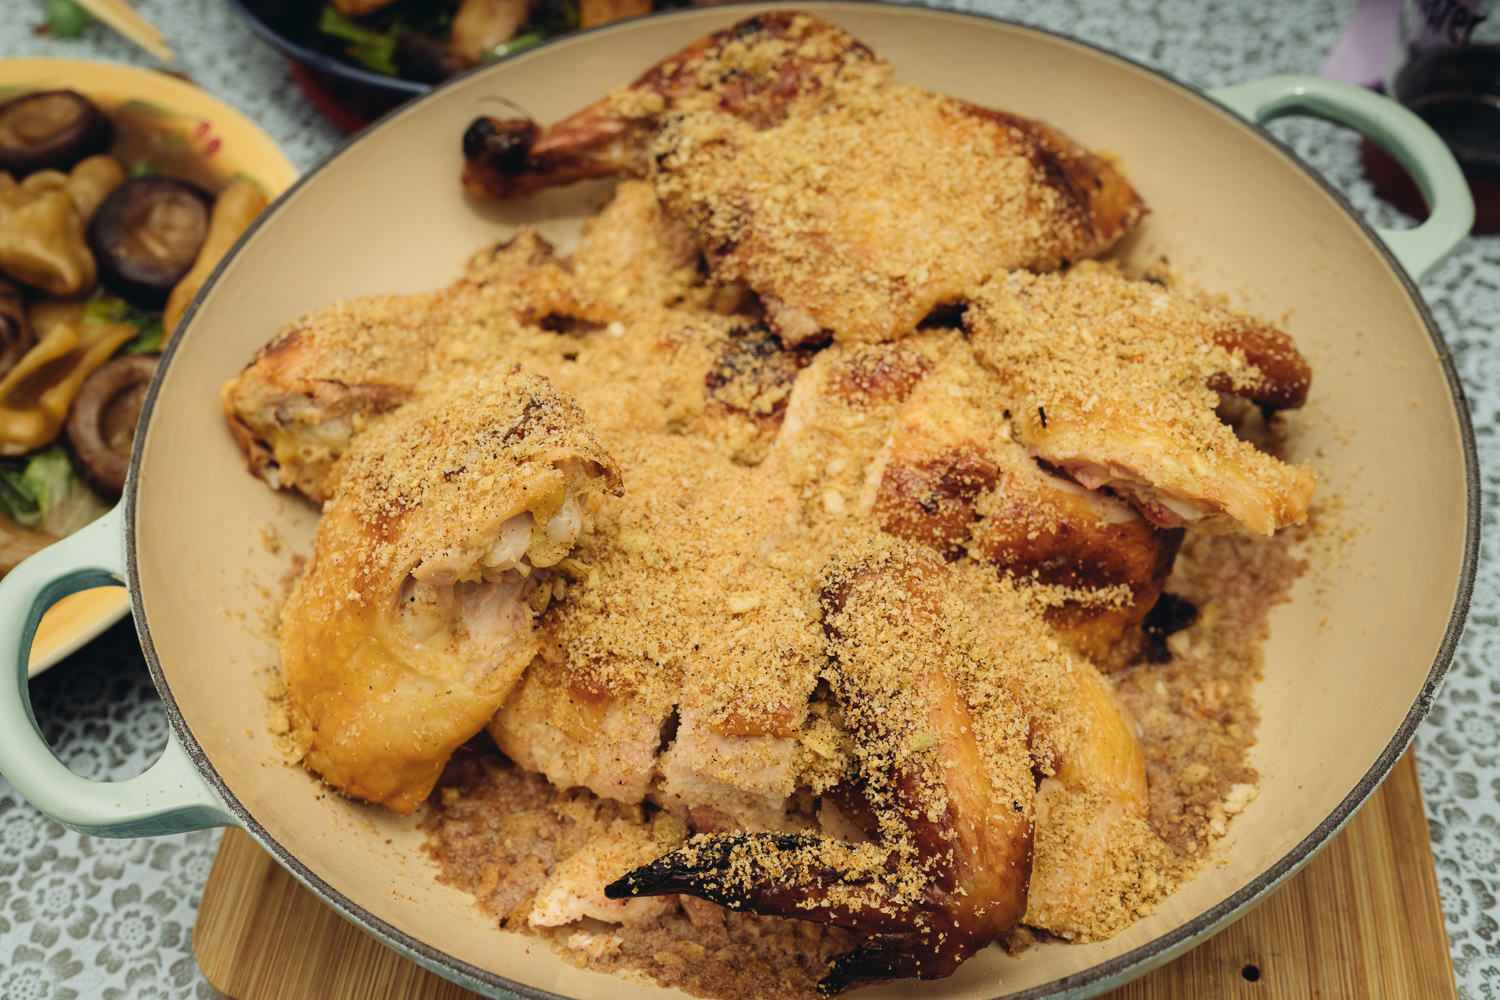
top-left (1, 0), bottom-right (1497, 996)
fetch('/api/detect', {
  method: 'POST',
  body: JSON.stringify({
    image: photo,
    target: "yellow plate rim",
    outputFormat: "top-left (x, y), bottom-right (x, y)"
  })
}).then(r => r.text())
top-left (0, 57), bottom-right (299, 677)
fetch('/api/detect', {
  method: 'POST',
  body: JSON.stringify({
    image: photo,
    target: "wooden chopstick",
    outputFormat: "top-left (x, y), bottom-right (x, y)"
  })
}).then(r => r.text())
top-left (71, 0), bottom-right (174, 63)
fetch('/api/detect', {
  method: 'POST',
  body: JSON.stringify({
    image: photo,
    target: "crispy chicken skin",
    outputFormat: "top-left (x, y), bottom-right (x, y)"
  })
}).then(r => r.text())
top-left (967, 264), bottom-right (1316, 536)
top-left (969, 464), bottom-right (1183, 664)
top-left (608, 539), bottom-right (1036, 993)
top-left (861, 347), bottom-right (1182, 657)
top-left (278, 369), bottom-right (620, 814)
top-left (1021, 655), bottom-right (1155, 939)
top-left (461, 12), bottom-right (887, 200)
top-left (649, 84), bottom-right (1141, 344)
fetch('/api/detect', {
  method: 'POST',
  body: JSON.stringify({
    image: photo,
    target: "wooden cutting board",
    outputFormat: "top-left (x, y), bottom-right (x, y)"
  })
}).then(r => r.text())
top-left (194, 749), bottom-right (1456, 999)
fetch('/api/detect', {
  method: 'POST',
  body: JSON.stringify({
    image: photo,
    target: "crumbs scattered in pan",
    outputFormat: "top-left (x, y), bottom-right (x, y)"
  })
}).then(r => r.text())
top-left (423, 753), bottom-right (853, 1000)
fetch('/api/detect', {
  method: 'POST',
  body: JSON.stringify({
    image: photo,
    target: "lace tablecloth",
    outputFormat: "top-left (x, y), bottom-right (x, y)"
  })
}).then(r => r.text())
top-left (2, 0), bottom-right (1496, 996)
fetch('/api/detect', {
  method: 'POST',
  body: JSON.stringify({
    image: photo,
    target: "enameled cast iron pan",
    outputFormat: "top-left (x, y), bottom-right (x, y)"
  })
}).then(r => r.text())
top-left (0, 4), bottom-right (1478, 998)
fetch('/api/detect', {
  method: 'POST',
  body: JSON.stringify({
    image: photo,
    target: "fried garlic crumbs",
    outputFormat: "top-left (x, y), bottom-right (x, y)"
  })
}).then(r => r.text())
top-left (253, 213), bottom-right (1312, 990)
top-left (648, 82), bottom-right (1136, 345)
top-left (236, 13), bottom-right (1319, 997)
top-left (967, 263), bottom-right (1317, 536)
top-left (255, 232), bottom-right (1310, 989)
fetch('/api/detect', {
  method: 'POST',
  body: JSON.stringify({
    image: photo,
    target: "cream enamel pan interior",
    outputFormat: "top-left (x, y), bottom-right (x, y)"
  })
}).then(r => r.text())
top-left (125, 4), bottom-right (1475, 998)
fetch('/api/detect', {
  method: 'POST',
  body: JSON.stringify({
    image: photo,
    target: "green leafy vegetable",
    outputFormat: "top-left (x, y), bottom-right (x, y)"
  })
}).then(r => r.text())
top-left (45, 0), bottom-right (90, 38)
top-left (318, 5), bottom-right (399, 77)
top-left (122, 320), bottom-right (164, 355)
top-left (0, 449), bottom-right (76, 530)
top-left (22, 447), bottom-right (73, 518)
top-left (0, 447), bottom-right (108, 537)
top-left (84, 298), bottom-right (164, 354)
top-left (37, 465), bottom-right (109, 537)
top-left (0, 465), bottom-right (41, 528)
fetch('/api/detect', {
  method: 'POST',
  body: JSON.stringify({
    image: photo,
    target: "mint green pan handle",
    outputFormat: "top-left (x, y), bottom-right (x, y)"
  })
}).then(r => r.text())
top-left (1210, 74), bottom-right (1474, 282)
top-left (0, 505), bottom-right (234, 837)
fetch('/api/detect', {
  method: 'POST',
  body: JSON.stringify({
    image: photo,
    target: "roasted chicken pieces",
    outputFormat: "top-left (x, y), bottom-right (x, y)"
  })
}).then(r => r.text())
top-left (609, 541), bottom-right (1036, 993)
top-left (462, 12), bottom-right (890, 200)
top-left (221, 8), bottom-right (1325, 994)
top-left (967, 264), bottom-right (1316, 536)
top-left (463, 11), bottom-right (1143, 344)
top-left (606, 538), bottom-right (1157, 990)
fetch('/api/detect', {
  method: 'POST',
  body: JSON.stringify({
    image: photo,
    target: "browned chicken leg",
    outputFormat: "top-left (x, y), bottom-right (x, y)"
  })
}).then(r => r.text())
top-left (462, 12), bottom-right (887, 200)
top-left (464, 11), bottom-right (1144, 344)
top-left (278, 368), bottom-right (620, 814)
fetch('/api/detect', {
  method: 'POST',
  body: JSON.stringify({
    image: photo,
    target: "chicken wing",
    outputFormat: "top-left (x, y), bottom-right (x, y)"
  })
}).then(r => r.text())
top-left (278, 368), bottom-right (621, 814)
top-left (608, 538), bottom-right (1036, 993)
top-left (966, 264), bottom-right (1315, 535)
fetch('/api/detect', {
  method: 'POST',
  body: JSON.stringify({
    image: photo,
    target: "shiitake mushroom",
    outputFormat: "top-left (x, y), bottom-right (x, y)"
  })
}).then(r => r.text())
top-left (87, 177), bottom-right (212, 308)
top-left (0, 90), bottom-right (114, 177)
top-left (65, 353), bottom-right (157, 497)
